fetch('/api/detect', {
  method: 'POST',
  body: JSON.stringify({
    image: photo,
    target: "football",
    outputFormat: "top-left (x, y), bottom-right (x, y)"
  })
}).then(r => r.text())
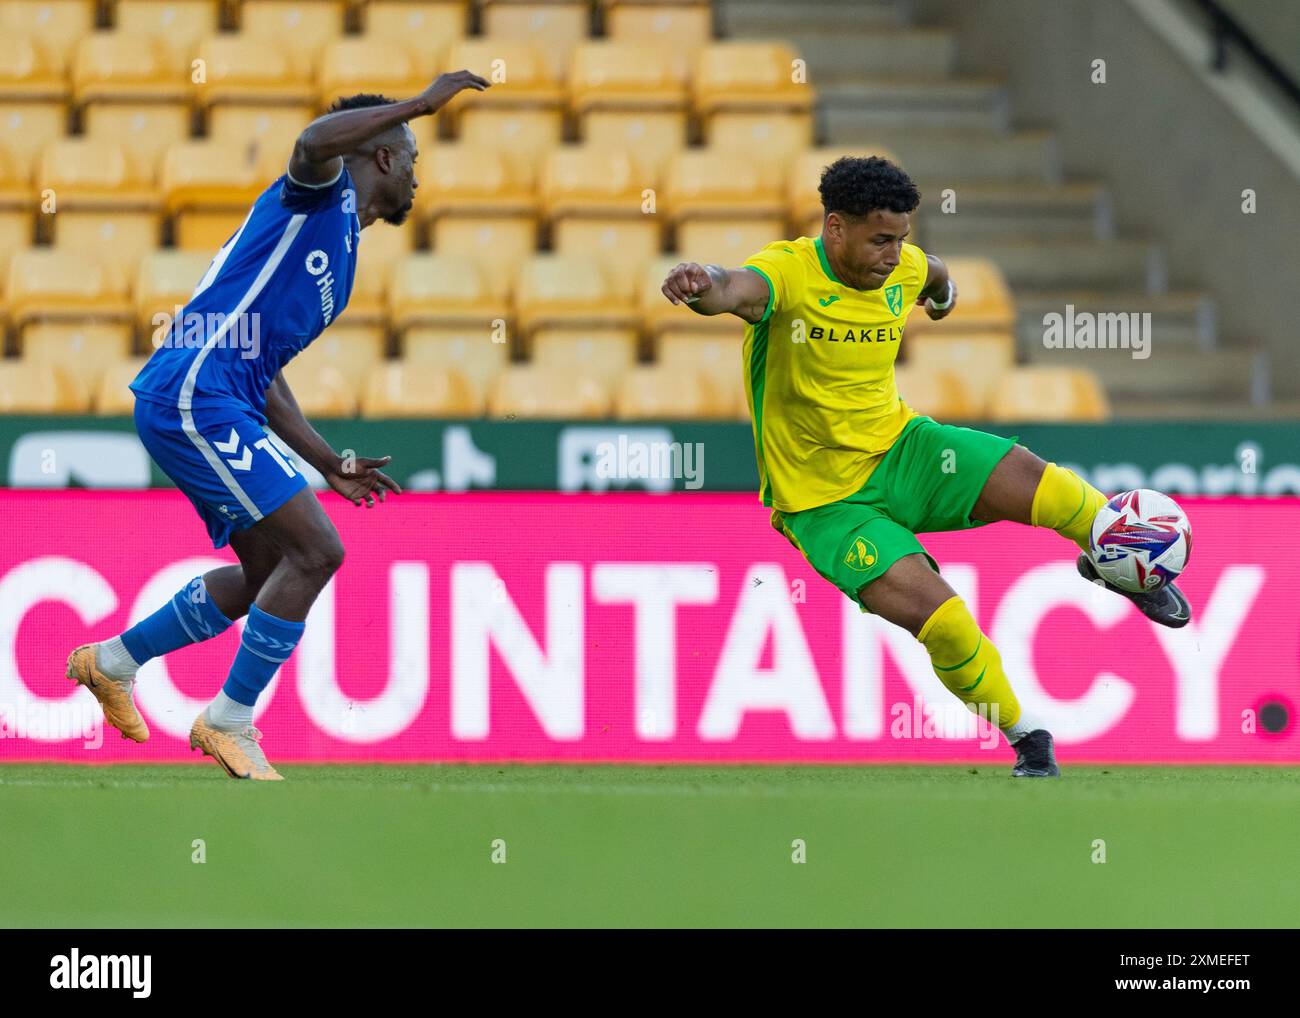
top-left (1088, 488), bottom-right (1192, 592)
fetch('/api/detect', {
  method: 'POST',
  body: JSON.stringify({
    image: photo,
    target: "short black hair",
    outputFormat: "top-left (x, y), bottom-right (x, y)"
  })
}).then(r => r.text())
top-left (819, 156), bottom-right (921, 219)
top-left (327, 92), bottom-right (398, 113)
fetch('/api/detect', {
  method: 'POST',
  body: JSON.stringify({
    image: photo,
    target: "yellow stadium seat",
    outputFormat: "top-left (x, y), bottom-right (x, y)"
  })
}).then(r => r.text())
top-left (455, 108), bottom-right (562, 172)
top-left (0, 209), bottom-right (34, 284)
top-left (663, 150), bottom-right (784, 221)
top-left (905, 332), bottom-right (1015, 411)
top-left (114, 1), bottom-right (220, 69)
top-left (363, 1), bottom-right (468, 79)
top-left (207, 106), bottom-right (313, 181)
top-left (892, 364), bottom-right (980, 420)
top-left (676, 218), bottom-right (786, 269)
top-left (656, 330), bottom-right (743, 412)
top-left (487, 364), bottom-right (609, 419)
top-left (706, 112), bottom-right (811, 186)
top-left (552, 220), bottom-right (662, 295)
top-left (71, 33), bottom-right (188, 106)
top-left (692, 41), bottom-right (814, 122)
top-left (316, 38), bottom-right (427, 109)
top-left (0, 32), bottom-right (68, 102)
top-left (422, 143), bottom-right (536, 219)
top-left (514, 253), bottom-right (637, 339)
top-left (639, 255), bottom-right (735, 338)
top-left (580, 109), bottom-right (685, 182)
top-left (532, 328), bottom-right (638, 388)
top-left (53, 214), bottom-right (162, 292)
top-left (94, 355), bottom-right (149, 414)
top-left (37, 138), bottom-right (157, 206)
top-left (280, 356), bottom-right (359, 416)
top-left (905, 257), bottom-right (1015, 335)
top-left (161, 140), bottom-right (263, 249)
top-left (987, 367), bottom-right (1111, 422)
top-left (403, 327), bottom-right (509, 396)
top-left (20, 321), bottom-right (134, 405)
top-left (480, 1), bottom-right (590, 81)
top-left (387, 252), bottom-right (508, 333)
top-left (568, 41), bottom-right (688, 116)
top-left (0, 357), bottom-right (85, 413)
top-left (361, 361), bottom-right (482, 417)
top-left (5, 249), bottom-right (131, 329)
top-left (788, 146), bottom-right (901, 233)
top-left (354, 218), bottom-right (417, 283)
top-left (615, 364), bottom-right (723, 419)
top-left (0, 101), bottom-right (68, 182)
top-left (0, 1), bottom-right (97, 66)
top-left (442, 39), bottom-right (562, 119)
top-left (134, 249), bottom-right (214, 342)
top-left (603, 2), bottom-right (712, 53)
top-left (192, 36), bottom-right (314, 110)
top-left (240, 1), bottom-right (347, 79)
top-left (430, 217), bottom-right (536, 301)
top-left (300, 322), bottom-right (388, 379)
top-left (82, 104), bottom-right (192, 181)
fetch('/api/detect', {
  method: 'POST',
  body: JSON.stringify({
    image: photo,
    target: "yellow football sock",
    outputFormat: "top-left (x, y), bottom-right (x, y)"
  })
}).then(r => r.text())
top-left (1031, 461), bottom-right (1109, 553)
top-left (918, 596), bottom-right (1021, 731)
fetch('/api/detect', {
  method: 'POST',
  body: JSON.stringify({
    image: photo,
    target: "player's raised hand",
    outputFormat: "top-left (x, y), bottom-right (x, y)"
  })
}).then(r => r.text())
top-left (662, 262), bottom-right (713, 306)
top-left (420, 69), bottom-right (490, 111)
top-left (326, 454), bottom-right (403, 509)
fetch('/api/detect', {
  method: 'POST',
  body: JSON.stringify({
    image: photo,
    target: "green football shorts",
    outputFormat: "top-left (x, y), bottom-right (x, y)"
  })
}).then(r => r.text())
top-left (771, 416), bottom-right (1019, 608)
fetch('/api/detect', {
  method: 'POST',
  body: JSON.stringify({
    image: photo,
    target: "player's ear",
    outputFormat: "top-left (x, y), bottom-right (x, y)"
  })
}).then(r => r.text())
top-left (375, 145), bottom-right (393, 173)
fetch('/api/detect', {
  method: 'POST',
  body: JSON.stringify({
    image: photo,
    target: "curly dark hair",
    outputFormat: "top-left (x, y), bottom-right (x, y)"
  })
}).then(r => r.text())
top-left (326, 92), bottom-right (398, 113)
top-left (818, 156), bottom-right (921, 219)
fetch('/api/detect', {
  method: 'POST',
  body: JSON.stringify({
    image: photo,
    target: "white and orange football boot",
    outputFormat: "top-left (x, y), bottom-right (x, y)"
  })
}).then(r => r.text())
top-left (65, 643), bottom-right (149, 743)
top-left (189, 711), bottom-right (283, 781)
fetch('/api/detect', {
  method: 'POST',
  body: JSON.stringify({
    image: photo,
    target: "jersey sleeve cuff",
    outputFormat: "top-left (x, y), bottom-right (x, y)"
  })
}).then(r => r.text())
top-left (744, 265), bottom-right (776, 324)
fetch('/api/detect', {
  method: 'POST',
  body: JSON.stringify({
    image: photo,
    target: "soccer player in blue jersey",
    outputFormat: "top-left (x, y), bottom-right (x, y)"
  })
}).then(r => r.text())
top-left (66, 70), bottom-right (490, 780)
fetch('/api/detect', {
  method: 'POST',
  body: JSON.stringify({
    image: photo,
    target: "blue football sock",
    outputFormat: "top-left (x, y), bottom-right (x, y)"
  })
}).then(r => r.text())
top-left (120, 576), bottom-right (234, 665)
top-left (222, 604), bottom-right (305, 707)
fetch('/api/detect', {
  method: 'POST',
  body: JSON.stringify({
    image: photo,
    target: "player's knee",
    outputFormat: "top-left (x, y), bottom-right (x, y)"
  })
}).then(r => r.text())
top-left (288, 534), bottom-right (344, 581)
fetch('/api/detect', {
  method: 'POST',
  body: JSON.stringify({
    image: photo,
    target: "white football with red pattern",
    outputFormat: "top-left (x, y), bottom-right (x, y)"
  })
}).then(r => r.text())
top-left (1088, 489), bottom-right (1192, 593)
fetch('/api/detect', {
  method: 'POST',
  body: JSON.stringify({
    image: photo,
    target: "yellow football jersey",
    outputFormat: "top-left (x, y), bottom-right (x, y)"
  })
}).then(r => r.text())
top-left (742, 235), bottom-right (929, 512)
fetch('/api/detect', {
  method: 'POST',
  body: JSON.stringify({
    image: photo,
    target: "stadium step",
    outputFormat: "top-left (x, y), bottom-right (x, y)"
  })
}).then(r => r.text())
top-left (718, 0), bottom-right (904, 33)
top-left (819, 76), bottom-right (1012, 134)
top-left (916, 182), bottom-right (1112, 243)
top-left (728, 27), bottom-right (958, 79)
top-left (936, 237), bottom-right (1163, 292)
top-left (825, 127), bottom-right (1063, 183)
top-left (1013, 291), bottom-right (1217, 352)
top-left (1022, 345), bottom-right (1267, 402)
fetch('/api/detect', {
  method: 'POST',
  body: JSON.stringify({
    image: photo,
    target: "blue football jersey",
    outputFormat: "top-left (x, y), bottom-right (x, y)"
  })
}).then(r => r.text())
top-left (131, 166), bottom-right (361, 420)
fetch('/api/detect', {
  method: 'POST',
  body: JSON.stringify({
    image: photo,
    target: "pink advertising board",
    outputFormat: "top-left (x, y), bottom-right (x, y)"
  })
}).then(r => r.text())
top-left (0, 490), bottom-right (1292, 764)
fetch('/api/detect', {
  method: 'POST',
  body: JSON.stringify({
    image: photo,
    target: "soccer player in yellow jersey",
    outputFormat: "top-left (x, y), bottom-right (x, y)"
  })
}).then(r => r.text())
top-left (662, 156), bottom-right (1192, 777)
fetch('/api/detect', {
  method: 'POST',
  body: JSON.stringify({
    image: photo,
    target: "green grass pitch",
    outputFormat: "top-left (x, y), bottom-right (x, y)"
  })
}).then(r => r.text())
top-left (3, 764), bottom-right (1298, 927)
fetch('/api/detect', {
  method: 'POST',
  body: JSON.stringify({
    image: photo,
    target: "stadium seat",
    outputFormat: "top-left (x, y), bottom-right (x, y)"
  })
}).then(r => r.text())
top-left (705, 112), bottom-right (812, 188)
top-left (0, 357), bottom-right (85, 413)
top-left (568, 41), bottom-right (689, 115)
top-left (676, 218), bottom-right (787, 270)
top-left (353, 217), bottom-right (417, 283)
top-left (421, 143), bottom-right (536, 218)
top-left (0, 1), bottom-right (97, 66)
top-left (0, 100), bottom-right (68, 183)
top-left (430, 217), bottom-right (537, 301)
top-left (442, 40), bottom-right (562, 157)
top-left (71, 33), bottom-right (189, 106)
top-left (986, 367), bottom-right (1111, 422)
top-left (207, 106), bottom-right (313, 182)
top-left (192, 36), bottom-right (315, 110)
top-left (487, 364), bottom-right (609, 419)
top-left (905, 257), bottom-right (1015, 335)
top-left (532, 328), bottom-right (639, 388)
top-left (0, 32), bottom-right (69, 102)
top-left (403, 327), bottom-right (509, 397)
top-left (455, 108), bottom-right (564, 173)
top-left (280, 357), bottom-right (359, 417)
top-left (904, 332), bottom-right (1016, 412)
top-left (892, 364), bottom-right (981, 420)
top-left (542, 146), bottom-right (661, 284)
top-left (788, 146), bottom-right (901, 235)
top-left (387, 252), bottom-right (508, 334)
top-left (240, 0), bottom-right (348, 79)
top-left (615, 364), bottom-right (722, 419)
top-left (639, 255), bottom-right (737, 338)
top-left (692, 42), bottom-right (813, 127)
top-left (580, 110), bottom-right (687, 182)
top-left (514, 253), bottom-right (638, 339)
top-left (316, 38), bottom-right (427, 110)
top-left (602, 2), bottom-right (713, 55)
top-left (134, 249), bottom-right (214, 345)
top-left (5, 249), bottom-right (131, 331)
top-left (161, 140), bottom-right (264, 249)
top-left (656, 331), bottom-right (744, 413)
top-left (282, 326), bottom-right (388, 418)
top-left (114, 1), bottom-right (220, 69)
top-left (362, 1), bottom-right (468, 79)
top-left (0, 207), bottom-right (34, 285)
top-left (82, 104), bottom-right (193, 182)
top-left (20, 322), bottom-right (134, 406)
top-left (360, 361), bottom-right (483, 418)
top-left (94, 355), bottom-right (149, 415)
top-left (480, 1), bottom-right (591, 81)
top-left (662, 150), bottom-right (785, 221)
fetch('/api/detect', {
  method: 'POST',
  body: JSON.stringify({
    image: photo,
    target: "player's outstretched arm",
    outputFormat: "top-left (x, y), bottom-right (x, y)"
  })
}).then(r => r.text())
top-left (916, 254), bottom-right (958, 322)
top-left (661, 262), bottom-right (772, 325)
top-left (289, 70), bottom-right (490, 185)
